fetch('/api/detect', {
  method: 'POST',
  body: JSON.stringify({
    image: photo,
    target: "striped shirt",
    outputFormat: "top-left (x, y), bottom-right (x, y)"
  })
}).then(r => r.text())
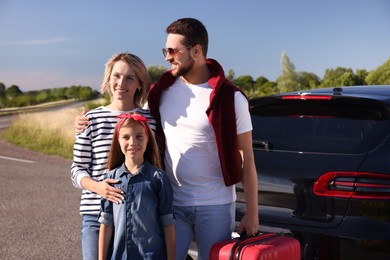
top-left (71, 106), bottom-right (155, 215)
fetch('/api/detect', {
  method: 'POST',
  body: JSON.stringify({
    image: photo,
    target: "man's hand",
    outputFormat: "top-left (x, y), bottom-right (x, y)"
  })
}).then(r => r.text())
top-left (74, 109), bottom-right (90, 134)
top-left (237, 212), bottom-right (259, 236)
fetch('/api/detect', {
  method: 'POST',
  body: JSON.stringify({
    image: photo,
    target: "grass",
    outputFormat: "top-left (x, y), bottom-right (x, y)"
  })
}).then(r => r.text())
top-left (2, 106), bottom-right (83, 160)
top-left (1, 98), bottom-right (108, 159)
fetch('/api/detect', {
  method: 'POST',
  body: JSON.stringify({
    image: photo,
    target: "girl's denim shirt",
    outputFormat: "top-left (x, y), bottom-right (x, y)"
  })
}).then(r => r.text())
top-left (99, 161), bottom-right (174, 259)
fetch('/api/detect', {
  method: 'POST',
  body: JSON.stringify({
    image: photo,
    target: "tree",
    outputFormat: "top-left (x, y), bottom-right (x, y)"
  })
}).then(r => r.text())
top-left (320, 67), bottom-right (362, 88)
top-left (6, 85), bottom-right (22, 98)
top-left (65, 85), bottom-right (80, 99)
top-left (365, 58), bottom-right (390, 85)
top-left (50, 87), bottom-right (68, 100)
top-left (276, 52), bottom-right (301, 93)
top-left (254, 76), bottom-right (269, 86)
top-left (78, 86), bottom-right (95, 100)
top-left (298, 72), bottom-right (321, 89)
top-left (355, 69), bottom-right (368, 85)
top-left (148, 65), bottom-right (167, 84)
top-left (35, 89), bottom-right (50, 103)
top-left (233, 75), bottom-right (254, 92)
top-left (0, 83), bottom-right (6, 108)
top-left (226, 69), bottom-right (235, 81)
top-left (0, 82), bottom-right (5, 97)
top-left (253, 76), bottom-right (278, 96)
top-left (340, 71), bottom-right (359, 86)
top-left (13, 94), bottom-right (35, 107)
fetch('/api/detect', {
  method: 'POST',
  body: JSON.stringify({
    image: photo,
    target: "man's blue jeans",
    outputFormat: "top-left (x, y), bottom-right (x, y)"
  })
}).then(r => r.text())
top-left (81, 214), bottom-right (100, 260)
top-left (173, 202), bottom-right (235, 260)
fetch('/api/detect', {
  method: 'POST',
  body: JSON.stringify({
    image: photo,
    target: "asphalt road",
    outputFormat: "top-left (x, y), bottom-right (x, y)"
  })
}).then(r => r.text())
top-left (0, 135), bottom-right (82, 259)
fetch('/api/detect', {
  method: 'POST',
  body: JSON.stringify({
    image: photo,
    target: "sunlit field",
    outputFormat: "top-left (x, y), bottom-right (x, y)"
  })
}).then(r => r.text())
top-left (2, 107), bottom-right (83, 159)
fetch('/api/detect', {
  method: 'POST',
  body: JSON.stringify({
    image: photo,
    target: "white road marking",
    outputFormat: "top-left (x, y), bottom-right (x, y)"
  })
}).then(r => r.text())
top-left (0, 155), bottom-right (36, 164)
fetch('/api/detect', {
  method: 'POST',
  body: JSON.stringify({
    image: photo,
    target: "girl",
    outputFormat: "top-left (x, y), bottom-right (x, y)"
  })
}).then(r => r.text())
top-left (98, 112), bottom-right (175, 260)
top-left (71, 53), bottom-right (155, 260)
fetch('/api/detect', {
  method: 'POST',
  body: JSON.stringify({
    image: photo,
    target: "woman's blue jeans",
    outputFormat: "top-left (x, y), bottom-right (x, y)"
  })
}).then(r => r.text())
top-left (81, 214), bottom-right (100, 260)
top-left (173, 202), bottom-right (235, 260)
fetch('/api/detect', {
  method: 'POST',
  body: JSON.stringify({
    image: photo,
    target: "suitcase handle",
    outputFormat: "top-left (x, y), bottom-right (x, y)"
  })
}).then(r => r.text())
top-left (229, 232), bottom-right (277, 260)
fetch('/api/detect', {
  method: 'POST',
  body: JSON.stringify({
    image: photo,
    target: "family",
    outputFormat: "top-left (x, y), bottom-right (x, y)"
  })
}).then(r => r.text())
top-left (71, 17), bottom-right (259, 260)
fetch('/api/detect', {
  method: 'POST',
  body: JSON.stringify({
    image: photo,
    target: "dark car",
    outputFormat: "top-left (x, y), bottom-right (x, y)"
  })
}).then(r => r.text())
top-left (235, 85), bottom-right (390, 260)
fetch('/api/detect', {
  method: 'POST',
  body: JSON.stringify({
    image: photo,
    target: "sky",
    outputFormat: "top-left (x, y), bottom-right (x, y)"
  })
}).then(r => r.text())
top-left (0, 0), bottom-right (389, 92)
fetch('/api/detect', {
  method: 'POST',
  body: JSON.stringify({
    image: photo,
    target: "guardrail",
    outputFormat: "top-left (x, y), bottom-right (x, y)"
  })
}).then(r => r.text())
top-left (0, 99), bottom-right (82, 116)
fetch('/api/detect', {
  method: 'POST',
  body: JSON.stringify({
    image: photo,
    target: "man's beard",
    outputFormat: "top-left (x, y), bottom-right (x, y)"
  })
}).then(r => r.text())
top-left (172, 58), bottom-right (195, 77)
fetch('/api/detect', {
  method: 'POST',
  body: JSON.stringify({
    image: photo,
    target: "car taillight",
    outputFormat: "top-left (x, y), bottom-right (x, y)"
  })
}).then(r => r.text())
top-left (282, 95), bottom-right (333, 100)
top-left (313, 171), bottom-right (390, 199)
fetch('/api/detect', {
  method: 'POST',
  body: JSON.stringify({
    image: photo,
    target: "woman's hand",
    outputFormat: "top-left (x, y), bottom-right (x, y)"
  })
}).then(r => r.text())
top-left (96, 179), bottom-right (125, 204)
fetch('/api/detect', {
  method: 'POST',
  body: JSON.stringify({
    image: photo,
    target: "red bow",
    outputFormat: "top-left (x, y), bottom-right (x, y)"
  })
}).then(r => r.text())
top-left (116, 113), bottom-right (150, 138)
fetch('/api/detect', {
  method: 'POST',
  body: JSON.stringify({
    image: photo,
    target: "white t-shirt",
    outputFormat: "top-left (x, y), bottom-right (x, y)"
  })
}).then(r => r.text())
top-left (159, 77), bottom-right (252, 206)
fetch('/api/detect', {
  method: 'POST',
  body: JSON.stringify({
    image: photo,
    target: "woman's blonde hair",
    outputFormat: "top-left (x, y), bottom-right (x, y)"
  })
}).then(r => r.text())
top-left (100, 52), bottom-right (151, 108)
top-left (107, 112), bottom-right (161, 170)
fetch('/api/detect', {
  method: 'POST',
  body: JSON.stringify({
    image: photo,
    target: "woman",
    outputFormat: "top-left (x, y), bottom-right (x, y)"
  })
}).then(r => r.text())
top-left (71, 52), bottom-right (154, 260)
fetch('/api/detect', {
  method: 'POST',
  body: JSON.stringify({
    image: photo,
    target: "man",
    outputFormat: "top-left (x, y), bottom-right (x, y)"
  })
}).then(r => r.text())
top-left (148, 18), bottom-right (259, 260)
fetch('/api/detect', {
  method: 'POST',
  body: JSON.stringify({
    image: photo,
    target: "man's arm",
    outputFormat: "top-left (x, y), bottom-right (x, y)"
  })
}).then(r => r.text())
top-left (236, 131), bottom-right (259, 235)
top-left (74, 109), bottom-right (90, 134)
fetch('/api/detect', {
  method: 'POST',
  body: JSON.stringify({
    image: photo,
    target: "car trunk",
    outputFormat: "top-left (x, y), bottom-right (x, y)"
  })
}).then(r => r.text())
top-left (237, 94), bottom-right (390, 230)
top-left (250, 150), bottom-right (367, 228)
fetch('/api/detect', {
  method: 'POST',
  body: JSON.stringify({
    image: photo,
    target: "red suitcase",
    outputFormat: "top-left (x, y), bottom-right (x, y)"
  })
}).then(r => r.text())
top-left (209, 233), bottom-right (301, 260)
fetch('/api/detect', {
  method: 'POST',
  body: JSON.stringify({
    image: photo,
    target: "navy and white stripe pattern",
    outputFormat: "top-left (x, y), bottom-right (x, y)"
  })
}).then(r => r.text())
top-left (71, 106), bottom-right (155, 215)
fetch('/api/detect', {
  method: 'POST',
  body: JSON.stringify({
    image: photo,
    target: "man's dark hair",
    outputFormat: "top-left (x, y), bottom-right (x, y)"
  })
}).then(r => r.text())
top-left (166, 18), bottom-right (208, 56)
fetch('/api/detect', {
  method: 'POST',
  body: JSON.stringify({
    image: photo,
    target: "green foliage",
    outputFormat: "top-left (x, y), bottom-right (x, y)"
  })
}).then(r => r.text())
top-left (50, 87), bottom-right (68, 100)
top-left (84, 97), bottom-right (110, 110)
top-left (232, 75), bottom-right (277, 99)
top-left (79, 87), bottom-right (94, 100)
top-left (35, 89), bottom-right (50, 103)
top-left (366, 58), bottom-right (390, 85)
top-left (226, 69), bottom-right (235, 81)
top-left (5, 85), bottom-right (22, 97)
top-left (252, 77), bottom-right (278, 96)
top-left (276, 52), bottom-right (302, 93)
top-left (356, 69), bottom-right (368, 85)
top-left (320, 67), bottom-right (364, 88)
top-left (233, 75), bottom-right (254, 92)
top-left (298, 72), bottom-right (321, 89)
top-left (0, 83), bottom-right (5, 98)
top-left (0, 84), bottom-right (99, 108)
top-left (12, 94), bottom-right (37, 107)
top-left (65, 85), bottom-right (80, 99)
top-left (148, 65), bottom-right (167, 84)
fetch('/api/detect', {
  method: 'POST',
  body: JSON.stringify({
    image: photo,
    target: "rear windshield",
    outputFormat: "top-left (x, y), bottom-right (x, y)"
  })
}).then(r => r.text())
top-left (251, 101), bottom-right (390, 154)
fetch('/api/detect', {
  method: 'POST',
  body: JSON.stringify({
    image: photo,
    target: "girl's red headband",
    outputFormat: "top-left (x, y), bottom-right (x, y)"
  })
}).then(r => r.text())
top-left (116, 113), bottom-right (150, 138)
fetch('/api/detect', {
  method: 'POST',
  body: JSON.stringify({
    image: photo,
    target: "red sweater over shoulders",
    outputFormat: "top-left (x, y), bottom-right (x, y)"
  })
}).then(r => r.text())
top-left (148, 59), bottom-right (248, 186)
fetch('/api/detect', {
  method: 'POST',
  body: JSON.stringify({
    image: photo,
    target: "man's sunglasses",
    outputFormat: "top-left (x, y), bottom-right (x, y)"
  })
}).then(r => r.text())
top-left (162, 46), bottom-right (192, 57)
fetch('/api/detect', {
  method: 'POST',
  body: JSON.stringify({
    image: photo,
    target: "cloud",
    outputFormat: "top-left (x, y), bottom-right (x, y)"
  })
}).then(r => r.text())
top-left (0, 38), bottom-right (74, 46)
